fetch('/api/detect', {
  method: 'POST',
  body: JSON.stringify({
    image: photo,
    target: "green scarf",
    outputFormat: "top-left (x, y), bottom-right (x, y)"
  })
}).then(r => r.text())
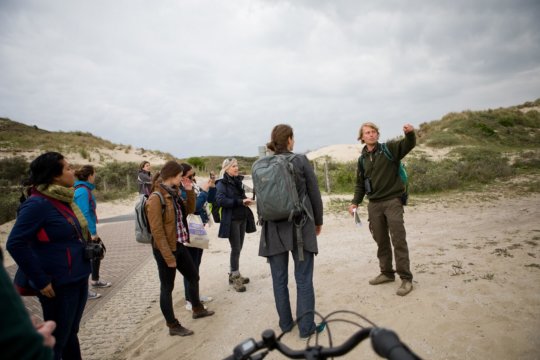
top-left (37, 184), bottom-right (89, 241)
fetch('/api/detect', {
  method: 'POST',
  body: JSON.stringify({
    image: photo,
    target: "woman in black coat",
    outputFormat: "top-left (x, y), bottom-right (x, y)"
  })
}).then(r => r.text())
top-left (215, 158), bottom-right (256, 292)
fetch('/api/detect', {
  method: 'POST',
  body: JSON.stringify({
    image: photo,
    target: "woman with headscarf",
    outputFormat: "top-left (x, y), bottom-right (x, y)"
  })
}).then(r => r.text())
top-left (215, 158), bottom-right (256, 292)
top-left (7, 152), bottom-right (92, 359)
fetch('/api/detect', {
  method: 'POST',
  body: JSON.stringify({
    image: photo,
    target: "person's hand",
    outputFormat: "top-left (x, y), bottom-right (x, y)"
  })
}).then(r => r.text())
top-left (403, 123), bottom-right (414, 134)
top-left (181, 177), bottom-right (193, 191)
top-left (199, 181), bottom-right (210, 192)
top-left (40, 283), bottom-right (55, 298)
top-left (167, 260), bottom-right (177, 268)
top-left (35, 320), bottom-right (56, 348)
top-left (315, 225), bottom-right (322, 236)
top-left (243, 199), bottom-right (254, 206)
top-left (91, 234), bottom-right (99, 241)
top-left (348, 204), bottom-right (357, 216)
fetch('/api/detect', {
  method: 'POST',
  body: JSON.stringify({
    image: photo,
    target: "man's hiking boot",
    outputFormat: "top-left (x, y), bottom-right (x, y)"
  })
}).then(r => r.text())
top-left (368, 273), bottom-right (395, 285)
top-left (192, 305), bottom-right (215, 319)
top-left (396, 280), bottom-right (413, 296)
top-left (229, 274), bottom-right (247, 292)
top-left (167, 321), bottom-right (194, 336)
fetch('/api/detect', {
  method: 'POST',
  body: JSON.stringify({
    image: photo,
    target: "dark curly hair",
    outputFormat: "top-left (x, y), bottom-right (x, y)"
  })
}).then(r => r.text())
top-left (28, 152), bottom-right (65, 186)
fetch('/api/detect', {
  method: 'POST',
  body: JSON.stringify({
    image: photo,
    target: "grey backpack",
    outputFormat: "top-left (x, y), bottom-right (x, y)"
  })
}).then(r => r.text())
top-left (134, 191), bottom-right (165, 244)
top-left (251, 153), bottom-right (303, 222)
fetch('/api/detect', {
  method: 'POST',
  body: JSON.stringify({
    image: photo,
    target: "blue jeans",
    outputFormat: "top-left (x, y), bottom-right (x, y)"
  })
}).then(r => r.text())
top-left (184, 246), bottom-right (203, 302)
top-left (38, 279), bottom-right (88, 360)
top-left (268, 250), bottom-right (315, 337)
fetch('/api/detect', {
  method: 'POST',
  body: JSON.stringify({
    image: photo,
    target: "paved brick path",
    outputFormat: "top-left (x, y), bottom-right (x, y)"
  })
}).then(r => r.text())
top-left (6, 217), bottom-right (161, 359)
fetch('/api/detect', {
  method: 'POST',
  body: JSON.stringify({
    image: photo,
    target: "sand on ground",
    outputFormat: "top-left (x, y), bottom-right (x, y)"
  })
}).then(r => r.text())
top-left (109, 191), bottom-right (539, 359)
top-left (1, 188), bottom-right (539, 359)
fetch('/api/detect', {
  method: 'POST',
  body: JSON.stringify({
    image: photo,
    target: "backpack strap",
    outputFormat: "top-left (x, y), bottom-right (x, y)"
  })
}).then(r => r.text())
top-left (150, 191), bottom-right (166, 212)
top-left (381, 143), bottom-right (409, 194)
top-left (75, 184), bottom-right (97, 222)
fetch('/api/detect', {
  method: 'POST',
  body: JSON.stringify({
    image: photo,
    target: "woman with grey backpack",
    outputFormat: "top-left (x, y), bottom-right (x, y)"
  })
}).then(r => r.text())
top-left (256, 124), bottom-right (324, 339)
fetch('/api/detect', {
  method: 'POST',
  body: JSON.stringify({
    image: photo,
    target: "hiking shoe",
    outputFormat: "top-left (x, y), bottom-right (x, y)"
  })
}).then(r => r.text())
top-left (168, 322), bottom-right (194, 337)
top-left (229, 274), bottom-right (246, 292)
top-left (369, 273), bottom-right (395, 285)
top-left (192, 308), bottom-right (215, 319)
top-left (91, 280), bottom-right (112, 288)
top-left (229, 274), bottom-right (250, 285)
top-left (88, 290), bottom-right (101, 300)
top-left (396, 280), bottom-right (413, 296)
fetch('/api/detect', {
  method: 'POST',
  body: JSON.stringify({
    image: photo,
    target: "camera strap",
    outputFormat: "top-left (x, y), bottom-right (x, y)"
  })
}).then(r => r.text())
top-left (31, 193), bottom-right (85, 242)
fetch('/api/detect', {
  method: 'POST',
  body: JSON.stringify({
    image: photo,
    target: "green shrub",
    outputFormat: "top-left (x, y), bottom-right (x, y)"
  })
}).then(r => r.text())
top-left (0, 157), bottom-right (28, 185)
top-left (187, 157), bottom-right (207, 170)
top-left (0, 189), bottom-right (21, 224)
top-left (426, 132), bottom-right (461, 147)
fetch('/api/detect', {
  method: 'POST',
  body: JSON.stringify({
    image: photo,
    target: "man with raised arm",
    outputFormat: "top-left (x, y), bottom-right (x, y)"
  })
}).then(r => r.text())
top-left (348, 122), bottom-right (416, 296)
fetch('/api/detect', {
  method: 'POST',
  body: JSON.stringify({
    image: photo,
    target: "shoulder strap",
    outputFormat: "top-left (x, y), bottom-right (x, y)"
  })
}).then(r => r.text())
top-left (151, 191), bottom-right (166, 213)
top-left (381, 143), bottom-right (398, 164)
top-left (75, 184), bottom-right (96, 217)
top-left (31, 193), bottom-right (84, 240)
top-left (358, 154), bottom-right (366, 178)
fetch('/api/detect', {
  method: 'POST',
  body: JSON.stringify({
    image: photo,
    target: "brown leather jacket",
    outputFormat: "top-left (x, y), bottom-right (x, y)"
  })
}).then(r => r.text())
top-left (145, 185), bottom-right (195, 266)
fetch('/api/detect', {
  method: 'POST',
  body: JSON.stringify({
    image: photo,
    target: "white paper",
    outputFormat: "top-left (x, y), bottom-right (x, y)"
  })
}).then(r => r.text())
top-left (353, 208), bottom-right (362, 227)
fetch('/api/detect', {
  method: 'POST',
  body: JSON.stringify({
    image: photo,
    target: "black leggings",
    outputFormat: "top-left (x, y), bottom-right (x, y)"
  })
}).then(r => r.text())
top-left (152, 245), bottom-right (201, 324)
top-left (90, 258), bottom-right (100, 281)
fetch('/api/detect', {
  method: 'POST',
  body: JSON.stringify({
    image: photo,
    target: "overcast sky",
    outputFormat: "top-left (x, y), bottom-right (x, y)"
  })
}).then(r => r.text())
top-left (1, 0), bottom-right (539, 158)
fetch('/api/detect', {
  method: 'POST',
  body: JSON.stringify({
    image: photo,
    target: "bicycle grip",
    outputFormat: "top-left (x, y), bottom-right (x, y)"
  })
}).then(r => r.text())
top-left (371, 328), bottom-right (420, 360)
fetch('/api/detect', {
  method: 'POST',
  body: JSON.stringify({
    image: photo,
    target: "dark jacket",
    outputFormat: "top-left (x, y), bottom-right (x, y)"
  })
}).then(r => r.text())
top-left (258, 153), bottom-right (324, 257)
top-left (216, 174), bottom-right (256, 238)
top-left (137, 170), bottom-right (152, 195)
top-left (0, 250), bottom-right (53, 360)
top-left (352, 131), bottom-right (416, 205)
top-left (7, 195), bottom-right (91, 291)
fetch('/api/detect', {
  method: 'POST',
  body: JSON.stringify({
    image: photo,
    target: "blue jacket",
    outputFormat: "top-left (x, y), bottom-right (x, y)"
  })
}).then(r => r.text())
top-left (74, 180), bottom-right (97, 236)
top-left (195, 187), bottom-right (216, 224)
top-left (7, 195), bottom-right (91, 290)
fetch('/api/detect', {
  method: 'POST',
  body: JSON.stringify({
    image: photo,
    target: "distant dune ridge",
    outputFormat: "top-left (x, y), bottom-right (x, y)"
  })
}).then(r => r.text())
top-left (1, 98), bottom-right (539, 165)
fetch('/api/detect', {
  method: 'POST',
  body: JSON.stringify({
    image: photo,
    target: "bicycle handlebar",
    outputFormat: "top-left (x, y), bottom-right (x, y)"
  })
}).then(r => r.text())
top-left (224, 327), bottom-right (421, 360)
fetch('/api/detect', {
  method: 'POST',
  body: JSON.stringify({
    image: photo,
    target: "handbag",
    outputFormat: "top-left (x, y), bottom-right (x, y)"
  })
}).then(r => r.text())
top-left (185, 214), bottom-right (209, 249)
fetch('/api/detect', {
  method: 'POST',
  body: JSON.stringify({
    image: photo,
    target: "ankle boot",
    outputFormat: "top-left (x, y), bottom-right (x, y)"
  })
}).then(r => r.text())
top-left (167, 320), bottom-right (194, 336)
top-left (229, 274), bottom-right (246, 292)
top-left (192, 304), bottom-right (215, 319)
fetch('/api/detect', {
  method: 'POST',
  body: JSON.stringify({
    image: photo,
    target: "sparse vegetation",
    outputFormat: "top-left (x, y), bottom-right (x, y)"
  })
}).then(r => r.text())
top-left (1, 99), bottom-right (539, 224)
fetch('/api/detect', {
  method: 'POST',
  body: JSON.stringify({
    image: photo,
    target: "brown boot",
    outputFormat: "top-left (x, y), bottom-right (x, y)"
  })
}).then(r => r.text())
top-left (192, 304), bottom-right (215, 319)
top-left (167, 320), bottom-right (194, 336)
top-left (229, 274), bottom-right (246, 292)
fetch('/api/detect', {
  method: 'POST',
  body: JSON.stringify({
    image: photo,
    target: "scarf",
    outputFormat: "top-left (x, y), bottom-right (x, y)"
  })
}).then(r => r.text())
top-left (36, 184), bottom-right (89, 241)
top-left (160, 184), bottom-right (189, 244)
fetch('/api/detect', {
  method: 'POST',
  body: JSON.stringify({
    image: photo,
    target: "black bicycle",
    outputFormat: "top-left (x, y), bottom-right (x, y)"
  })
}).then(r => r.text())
top-left (224, 310), bottom-right (422, 360)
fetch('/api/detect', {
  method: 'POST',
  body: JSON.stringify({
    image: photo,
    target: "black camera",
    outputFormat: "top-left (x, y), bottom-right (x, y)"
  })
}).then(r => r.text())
top-left (364, 178), bottom-right (373, 195)
top-left (84, 239), bottom-right (106, 261)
